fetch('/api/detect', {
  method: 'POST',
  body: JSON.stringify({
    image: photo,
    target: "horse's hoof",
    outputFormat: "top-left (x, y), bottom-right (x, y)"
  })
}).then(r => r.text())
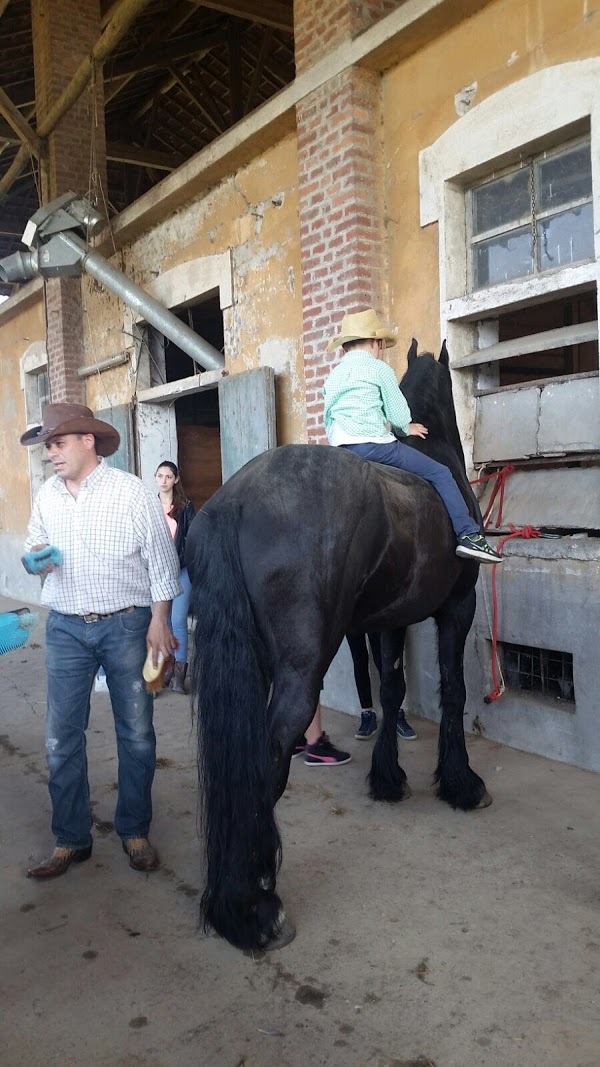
top-left (264, 913), bottom-right (296, 952)
top-left (476, 790), bottom-right (493, 809)
top-left (403, 782), bottom-right (413, 800)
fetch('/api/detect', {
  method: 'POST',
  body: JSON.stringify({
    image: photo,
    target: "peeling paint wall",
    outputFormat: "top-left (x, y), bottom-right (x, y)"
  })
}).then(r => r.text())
top-left (0, 299), bottom-right (47, 599)
top-left (382, 0), bottom-right (600, 368)
top-left (0, 301), bottom-right (46, 536)
top-left (82, 133), bottom-right (305, 445)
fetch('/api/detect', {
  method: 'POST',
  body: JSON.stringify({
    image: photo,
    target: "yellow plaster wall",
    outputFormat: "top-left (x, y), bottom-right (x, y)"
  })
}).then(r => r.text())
top-left (81, 274), bottom-right (135, 413)
top-left (0, 300), bottom-right (45, 535)
top-left (82, 134), bottom-right (305, 443)
top-left (382, 0), bottom-right (600, 374)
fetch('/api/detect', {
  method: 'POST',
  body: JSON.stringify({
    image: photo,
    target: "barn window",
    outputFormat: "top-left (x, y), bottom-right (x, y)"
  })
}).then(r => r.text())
top-left (469, 140), bottom-right (593, 291)
top-left (21, 345), bottom-right (53, 499)
top-left (500, 642), bottom-right (575, 704)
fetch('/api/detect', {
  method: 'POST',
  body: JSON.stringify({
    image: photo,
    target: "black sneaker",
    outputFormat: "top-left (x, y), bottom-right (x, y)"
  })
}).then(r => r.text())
top-left (354, 709), bottom-right (377, 740)
top-left (291, 735), bottom-right (308, 758)
top-left (396, 712), bottom-right (417, 741)
top-left (456, 533), bottom-right (503, 564)
top-left (304, 732), bottom-right (352, 766)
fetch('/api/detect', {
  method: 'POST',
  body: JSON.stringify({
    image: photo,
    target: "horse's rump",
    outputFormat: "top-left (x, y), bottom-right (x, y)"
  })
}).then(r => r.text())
top-left (189, 444), bottom-right (460, 638)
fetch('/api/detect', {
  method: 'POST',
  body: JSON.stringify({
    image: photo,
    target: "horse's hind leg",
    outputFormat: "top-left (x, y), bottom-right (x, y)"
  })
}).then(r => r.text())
top-left (434, 590), bottom-right (492, 810)
top-left (369, 628), bottom-right (411, 802)
top-left (269, 668), bottom-right (323, 801)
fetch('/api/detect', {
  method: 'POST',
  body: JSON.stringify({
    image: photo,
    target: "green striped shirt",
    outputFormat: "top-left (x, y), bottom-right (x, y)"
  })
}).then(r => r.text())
top-left (323, 349), bottom-right (412, 444)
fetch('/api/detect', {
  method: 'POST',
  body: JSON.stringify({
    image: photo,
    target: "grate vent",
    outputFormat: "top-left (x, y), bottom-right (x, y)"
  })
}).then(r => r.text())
top-left (501, 642), bottom-right (575, 703)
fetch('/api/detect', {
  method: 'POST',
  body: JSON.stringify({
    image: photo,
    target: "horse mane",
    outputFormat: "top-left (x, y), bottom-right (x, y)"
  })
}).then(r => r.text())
top-left (399, 338), bottom-right (466, 473)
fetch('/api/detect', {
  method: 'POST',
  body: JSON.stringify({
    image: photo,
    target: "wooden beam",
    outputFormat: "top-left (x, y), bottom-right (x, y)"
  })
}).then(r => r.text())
top-left (0, 144), bottom-right (28, 201)
top-left (0, 0), bottom-right (154, 203)
top-left (106, 28), bottom-right (227, 79)
top-left (241, 41), bottom-right (292, 87)
top-left (452, 322), bottom-right (599, 369)
top-left (244, 27), bottom-right (272, 114)
top-left (228, 23), bottom-right (243, 124)
top-left (132, 31), bottom-right (228, 122)
top-left (190, 0), bottom-right (293, 33)
top-left (172, 68), bottom-right (224, 135)
top-left (137, 368), bottom-right (227, 402)
top-left (0, 87), bottom-right (43, 157)
top-left (106, 141), bottom-right (184, 170)
top-left (105, 0), bottom-right (196, 104)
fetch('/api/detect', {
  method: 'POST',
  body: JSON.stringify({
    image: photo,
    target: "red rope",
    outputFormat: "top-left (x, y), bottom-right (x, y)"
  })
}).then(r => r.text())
top-left (483, 524), bottom-right (541, 703)
top-left (470, 463), bottom-right (516, 529)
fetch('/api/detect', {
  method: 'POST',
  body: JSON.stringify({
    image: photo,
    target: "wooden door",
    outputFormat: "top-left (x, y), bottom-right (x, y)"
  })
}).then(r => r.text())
top-left (218, 367), bottom-right (276, 482)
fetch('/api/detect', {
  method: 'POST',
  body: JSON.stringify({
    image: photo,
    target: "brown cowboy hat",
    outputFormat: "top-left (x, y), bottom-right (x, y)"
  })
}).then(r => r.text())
top-left (326, 308), bottom-right (397, 352)
top-left (20, 403), bottom-right (120, 457)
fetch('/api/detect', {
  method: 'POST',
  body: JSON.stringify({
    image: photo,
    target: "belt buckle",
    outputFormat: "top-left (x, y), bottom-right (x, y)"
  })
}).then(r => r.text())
top-left (83, 612), bottom-right (101, 623)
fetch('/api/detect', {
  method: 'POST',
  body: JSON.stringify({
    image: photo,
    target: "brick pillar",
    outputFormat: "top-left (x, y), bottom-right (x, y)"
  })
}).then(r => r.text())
top-left (295, 0), bottom-right (390, 442)
top-left (32, 0), bottom-right (106, 403)
top-left (295, 0), bottom-right (400, 75)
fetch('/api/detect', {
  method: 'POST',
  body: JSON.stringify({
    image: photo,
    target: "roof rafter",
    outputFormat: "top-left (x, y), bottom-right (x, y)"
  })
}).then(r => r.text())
top-left (190, 0), bottom-right (293, 33)
top-left (106, 27), bottom-right (228, 80)
top-left (0, 85), bottom-right (43, 156)
top-left (104, 1), bottom-right (197, 105)
top-left (244, 28), bottom-right (273, 115)
top-left (106, 141), bottom-right (184, 170)
top-left (171, 68), bottom-right (225, 135)
top-left (0, 0), bottom-right (154, 203)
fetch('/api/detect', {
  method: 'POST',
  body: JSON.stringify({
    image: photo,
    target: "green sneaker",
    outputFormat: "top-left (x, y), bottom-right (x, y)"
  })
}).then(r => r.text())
top-left (456, 533), bottom-right (502, 564)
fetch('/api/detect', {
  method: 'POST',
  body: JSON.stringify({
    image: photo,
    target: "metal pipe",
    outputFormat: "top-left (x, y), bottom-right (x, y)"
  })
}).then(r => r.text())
top-left (58, 231), bottom-right (225, 371)
top-left (78, 351), bottom-right (131, 378)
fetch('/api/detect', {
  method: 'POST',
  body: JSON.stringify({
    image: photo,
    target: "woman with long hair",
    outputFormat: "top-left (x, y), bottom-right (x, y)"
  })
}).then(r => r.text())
top-left (155, 461), bottom-right (195, 693)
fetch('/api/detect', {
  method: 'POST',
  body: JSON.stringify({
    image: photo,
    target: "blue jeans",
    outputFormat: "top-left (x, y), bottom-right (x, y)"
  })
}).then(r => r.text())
top-left (342, 441), bottom-right (479, 540)
top-left (170, 567), bottom-right (191, 662)
top-left (45, 607), bottom-right (155, 849)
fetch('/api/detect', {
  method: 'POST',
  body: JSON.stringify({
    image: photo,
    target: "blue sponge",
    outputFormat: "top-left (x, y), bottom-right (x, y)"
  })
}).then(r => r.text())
top-left (21, 545), bottom-right (63, 575)
top-left (0, 610), bottom-right (40, 654)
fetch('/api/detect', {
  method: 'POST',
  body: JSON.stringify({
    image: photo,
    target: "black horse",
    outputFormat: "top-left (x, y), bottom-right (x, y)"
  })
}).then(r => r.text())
top-left (186, 341), bottom-right (491, 952)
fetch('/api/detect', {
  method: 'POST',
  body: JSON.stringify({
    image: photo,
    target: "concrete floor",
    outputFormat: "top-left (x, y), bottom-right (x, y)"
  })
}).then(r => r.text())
top-left (1, 596), bottom-right (599, 1067)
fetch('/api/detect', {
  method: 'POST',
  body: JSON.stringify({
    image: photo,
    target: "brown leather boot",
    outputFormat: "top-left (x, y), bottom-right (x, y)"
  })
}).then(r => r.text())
top-left (169, 661), bottom-right (187, 694)
top-left (122, 837), bottom-right (159, 871)
top-left (27, 844), bottom-right (93, 879)
top-left (161, 660), bottom-right (175, 688)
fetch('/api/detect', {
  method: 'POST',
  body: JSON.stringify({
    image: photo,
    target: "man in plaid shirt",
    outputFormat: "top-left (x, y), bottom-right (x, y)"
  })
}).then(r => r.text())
top-left (21, 403), bottom-right (182, 880)
top-left (323, 308), bottom-right (502, 564)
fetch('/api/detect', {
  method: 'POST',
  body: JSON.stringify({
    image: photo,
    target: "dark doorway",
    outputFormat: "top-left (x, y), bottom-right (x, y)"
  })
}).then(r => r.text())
top-left (165, 294), bottom-right (224, 510)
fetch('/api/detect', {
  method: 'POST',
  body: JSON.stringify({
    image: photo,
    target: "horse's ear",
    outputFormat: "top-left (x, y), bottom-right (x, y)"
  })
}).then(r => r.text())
top-left (439, 339), bottom-right (449, 367)
top-left (407, 338), bottom-right (418, 364)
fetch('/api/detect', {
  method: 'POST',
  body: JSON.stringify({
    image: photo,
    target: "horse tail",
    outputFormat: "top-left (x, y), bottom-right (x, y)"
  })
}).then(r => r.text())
top-left (188, 504), bottom-right (283, 949)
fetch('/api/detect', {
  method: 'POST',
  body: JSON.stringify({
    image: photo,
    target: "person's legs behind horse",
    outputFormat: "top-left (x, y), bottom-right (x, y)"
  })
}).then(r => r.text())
top-left (366, 631), bottom-right (417, 740)
top-left (346, 632), bottom-right (378, 739)
top-left (168, 567), bottom-right (191, 693)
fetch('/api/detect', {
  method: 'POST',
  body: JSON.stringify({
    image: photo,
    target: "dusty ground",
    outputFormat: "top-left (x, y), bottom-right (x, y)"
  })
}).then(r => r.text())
top-left (1, 595), bottom-right (599, 1067)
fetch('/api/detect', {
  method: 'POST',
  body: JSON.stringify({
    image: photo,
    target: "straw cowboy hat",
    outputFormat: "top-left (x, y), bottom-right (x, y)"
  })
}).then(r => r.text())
top-left (20, 403), bottom-right (120, 457)
top-left (326, 308), bottom-right (397, 352)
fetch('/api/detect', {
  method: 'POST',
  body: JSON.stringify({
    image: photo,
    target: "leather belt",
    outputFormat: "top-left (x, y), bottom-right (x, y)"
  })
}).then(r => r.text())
top-left (78, 606), bottom-right (137, 624)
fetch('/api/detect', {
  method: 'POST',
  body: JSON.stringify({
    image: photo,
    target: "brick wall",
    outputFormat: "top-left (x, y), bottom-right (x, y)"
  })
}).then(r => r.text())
top-left (297, 67), bottom-right (385, 442)
top-left (295, 0), bottom-right (400, 74)
top-left (31, 0), bottom-right (106, 404)
top-left (295, 0), bottom-right (393, 443)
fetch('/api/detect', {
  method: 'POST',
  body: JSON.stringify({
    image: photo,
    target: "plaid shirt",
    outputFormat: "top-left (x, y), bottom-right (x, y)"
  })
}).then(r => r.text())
top-left (25, 460), bottom-right (182, 614)
top-left (323, 348), bottom-right (412, 445)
